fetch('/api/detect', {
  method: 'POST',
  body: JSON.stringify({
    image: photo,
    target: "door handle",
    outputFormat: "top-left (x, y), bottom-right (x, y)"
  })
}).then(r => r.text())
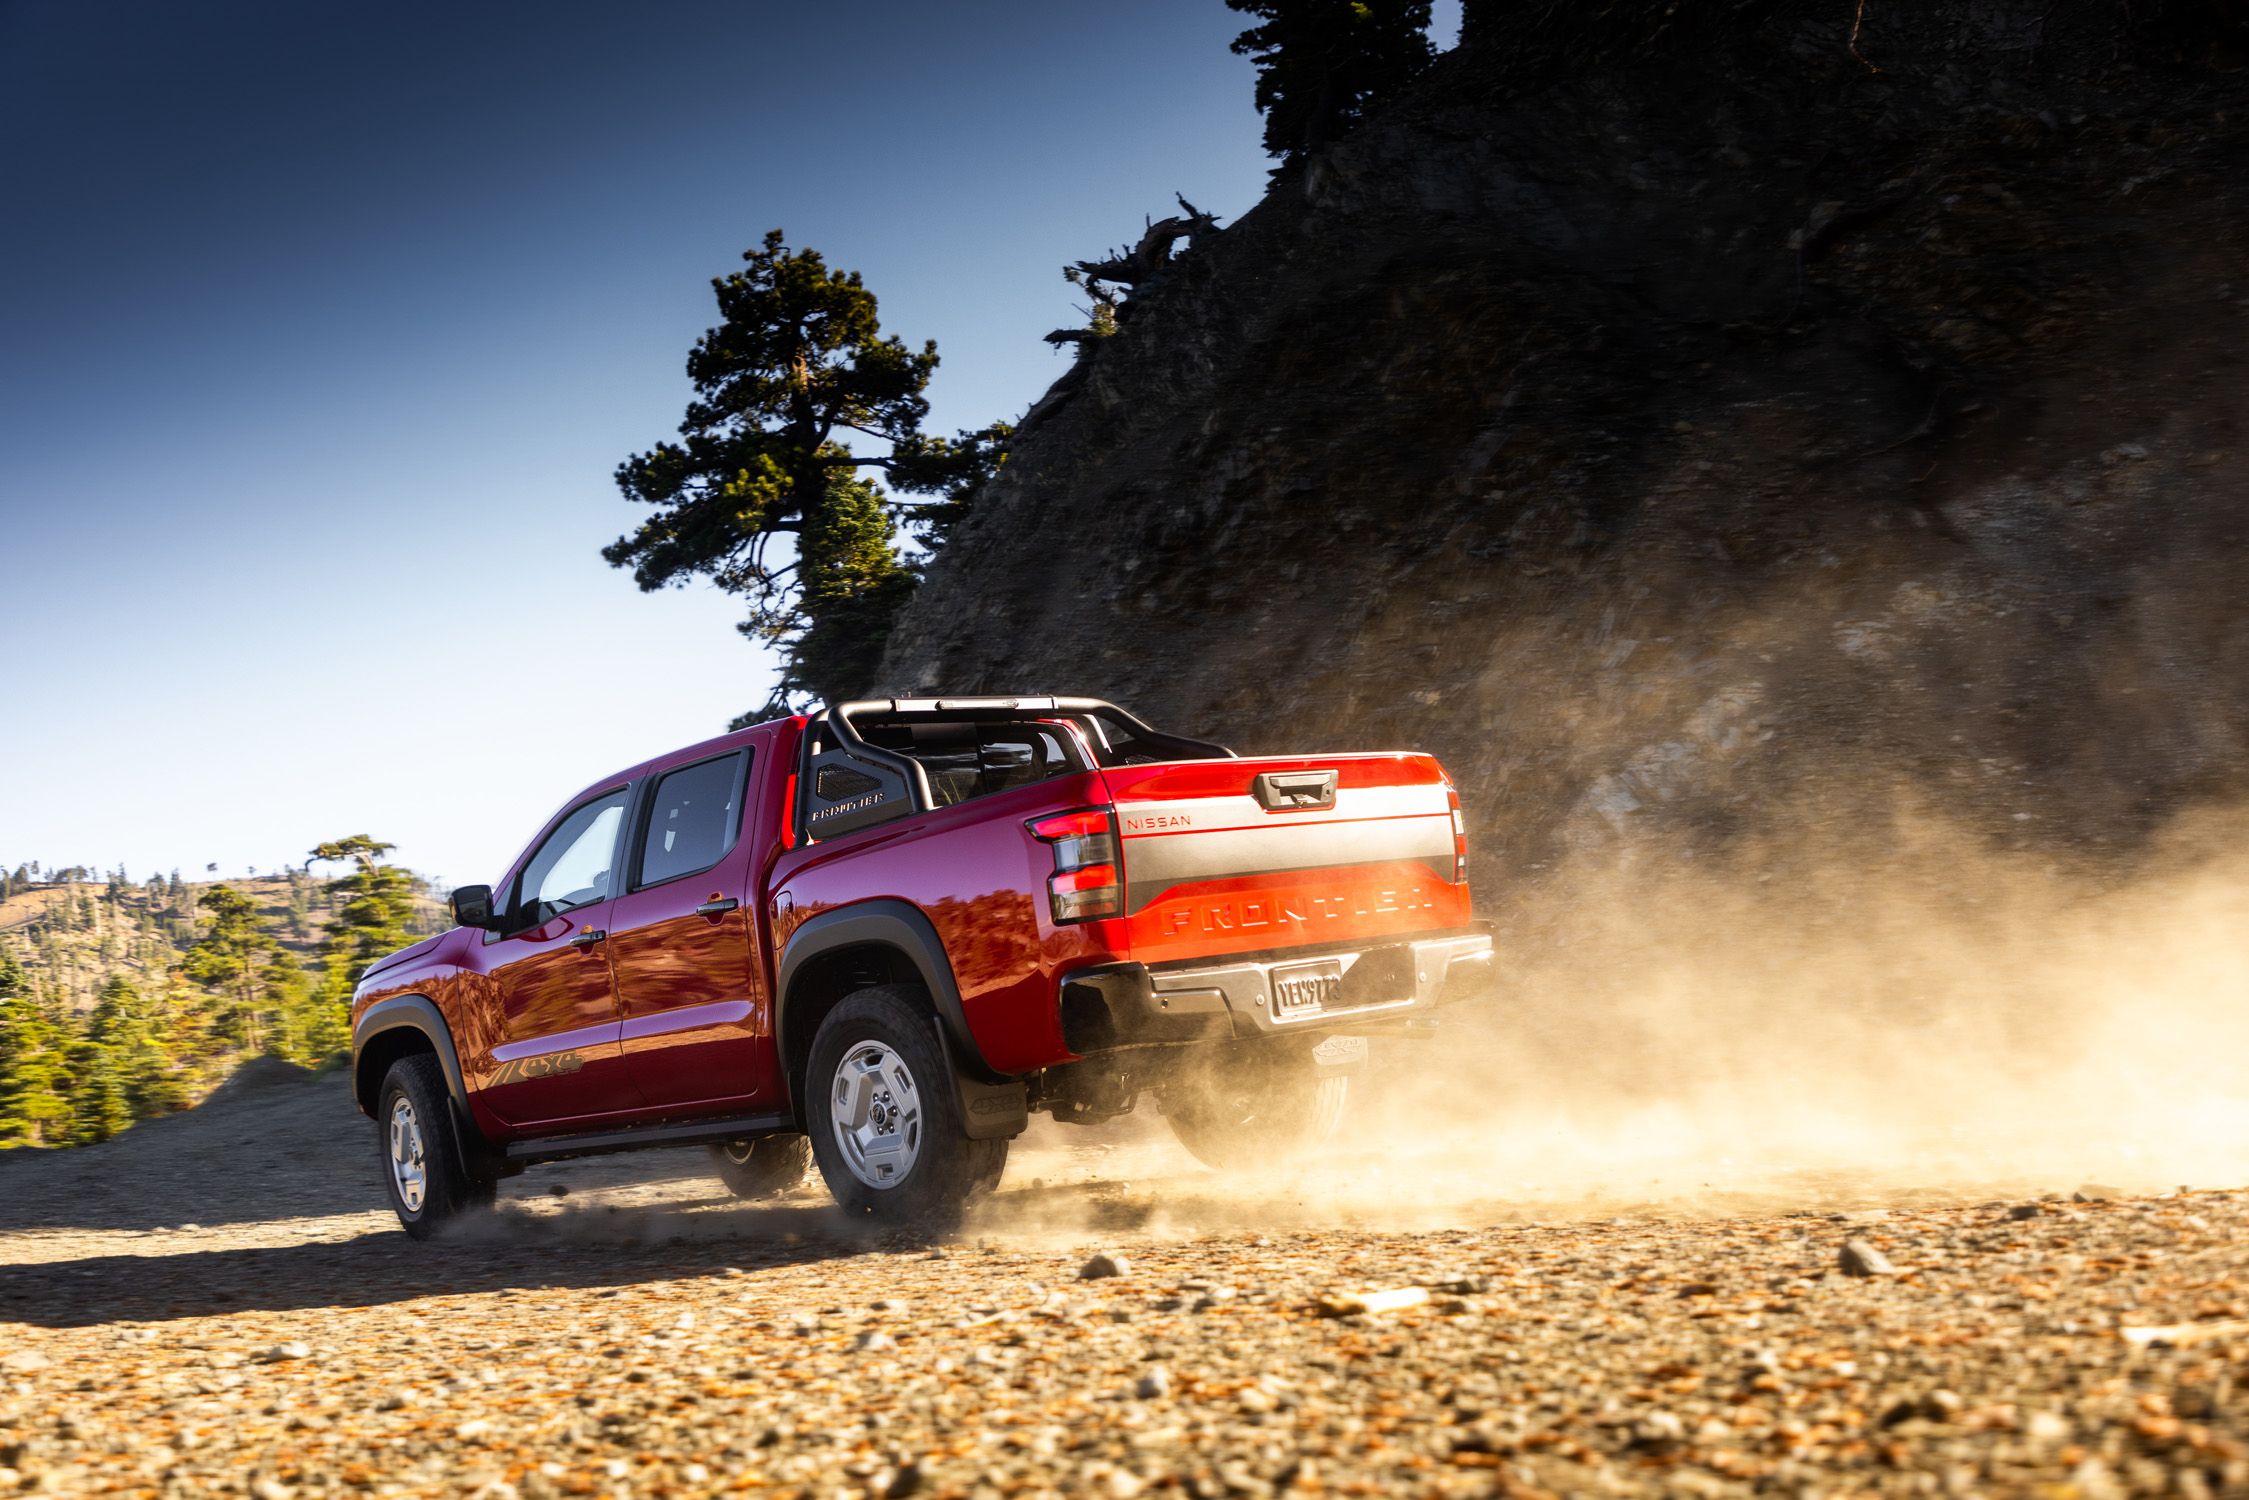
top-left (567, 928), bottom-right (608, 949)
top-left (694, 898), bottom-right (739, 918)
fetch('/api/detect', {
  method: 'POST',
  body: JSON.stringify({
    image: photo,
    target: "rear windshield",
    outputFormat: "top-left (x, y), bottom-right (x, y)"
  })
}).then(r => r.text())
top-left (856, 719), bottom-right (1084, 808)
top-left (796, 705), bottom-right (1231, 842)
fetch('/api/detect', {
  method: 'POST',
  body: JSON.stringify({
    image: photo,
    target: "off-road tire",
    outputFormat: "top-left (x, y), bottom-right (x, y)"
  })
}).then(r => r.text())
top-left (968, 1135), bottom-right (1009, 1197)
top-left (804, 984), bottom-right (1008, 1223)
top-left (377, 1052), bottom-right (496, 1239)
top-left (1161, 1041), bottom-right (1350, 1172)
top-left (708, 1133), bottom-right (813, 1199)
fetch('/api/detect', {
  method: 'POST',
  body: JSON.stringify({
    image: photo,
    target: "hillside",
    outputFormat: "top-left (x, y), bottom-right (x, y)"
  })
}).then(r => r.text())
top-left (0, 873), bottom-right (332, 1016)
top-left (0, 868), bottom-right (442, 1019)
top-left (0, 854), bottom-right (445, 1149)
top-left (883, 0), bottom-right (2249, 876)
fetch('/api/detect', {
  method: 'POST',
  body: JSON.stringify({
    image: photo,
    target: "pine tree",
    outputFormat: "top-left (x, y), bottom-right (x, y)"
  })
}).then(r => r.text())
top-left (66, 1034), bottom-right (131, 1145)
top-left (781, 470), bottom-right (917, 710)
top-left (257, 950), bottom-right (314, 1062)
top-left (285, 866), bottom-right (313, 941)
top-left (84, 975), bottom-right (182, 1126)
top-left (309, 837), bottom-right (423, 1005)
top-left (145, 970), bottom-right (211, 1110)
top-left (0, 953), bottom-right (73, 1147)
top-left (181, 884), bottom-right (280, 1054)
top-left (125, 1022), bottom-right (189, 1118)
top-left (607, 230), bottom-right (1000, 714)
top-left (1226, 0), bottom-right (1436, 168)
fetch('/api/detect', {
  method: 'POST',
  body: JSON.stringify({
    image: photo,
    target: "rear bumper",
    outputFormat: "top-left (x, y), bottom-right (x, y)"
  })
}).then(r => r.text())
top-left (1059, 927), bottom-right (1495, 1054)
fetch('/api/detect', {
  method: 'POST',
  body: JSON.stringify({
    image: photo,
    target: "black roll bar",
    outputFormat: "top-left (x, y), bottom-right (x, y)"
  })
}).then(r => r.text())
top-left (795, 696), bottom-right (1235, 843)
top-left (826, 696), bottom-right (1235, 776)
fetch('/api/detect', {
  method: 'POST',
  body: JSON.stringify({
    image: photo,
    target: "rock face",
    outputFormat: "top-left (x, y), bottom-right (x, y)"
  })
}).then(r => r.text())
top-left (882, 0), bottom-right (2249, 873)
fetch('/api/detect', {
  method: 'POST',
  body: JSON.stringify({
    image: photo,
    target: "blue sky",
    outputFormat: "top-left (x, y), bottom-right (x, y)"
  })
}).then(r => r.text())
top-left (0, 0), bottom-right (1456, 889)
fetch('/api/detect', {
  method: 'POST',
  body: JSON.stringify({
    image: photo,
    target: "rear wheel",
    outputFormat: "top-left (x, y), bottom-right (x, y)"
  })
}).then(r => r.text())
top-left (804, 985), bottom-right (1008, 1223)
top-left (1161, 1041), bottom-right (1349, 1172)
top-left (708, 1133), bottom-right (813, 1199)
top-left (377, 1053), bottom-right (496, 1239)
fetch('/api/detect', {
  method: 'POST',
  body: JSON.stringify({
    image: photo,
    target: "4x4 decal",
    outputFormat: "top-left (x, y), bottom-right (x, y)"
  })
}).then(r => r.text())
top-left (490, 1051), bottom-right (587, 1086)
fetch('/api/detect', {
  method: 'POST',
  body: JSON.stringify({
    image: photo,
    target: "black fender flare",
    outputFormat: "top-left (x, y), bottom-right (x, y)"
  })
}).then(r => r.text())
top-left (776, 901), bottom-right (1021, 1137)
top-left (349, 995), bottom-right (509, 1178)
top-left (775, 901), bottom-right (990, 1075)
top-left (351, 994), bottom-right (471, 1115)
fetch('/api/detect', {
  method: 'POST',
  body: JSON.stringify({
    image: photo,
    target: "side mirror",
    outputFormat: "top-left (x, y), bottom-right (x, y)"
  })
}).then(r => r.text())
top-left (450, 884), bottom-right (497, 930)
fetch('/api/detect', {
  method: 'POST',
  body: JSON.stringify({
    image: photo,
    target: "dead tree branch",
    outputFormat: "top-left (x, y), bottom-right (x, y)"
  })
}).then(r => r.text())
top-left (1072, 194), bottom-right (1223, 290)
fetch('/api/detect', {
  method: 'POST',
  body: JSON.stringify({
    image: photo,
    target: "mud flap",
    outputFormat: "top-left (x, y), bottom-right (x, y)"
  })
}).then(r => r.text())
top-left (452, 1100), bottom-right (519, 1182)
top-left (1312, 1035), bottom-right (1368, 1075)
top-left (932, 1021), bottom-right (1028, 1140)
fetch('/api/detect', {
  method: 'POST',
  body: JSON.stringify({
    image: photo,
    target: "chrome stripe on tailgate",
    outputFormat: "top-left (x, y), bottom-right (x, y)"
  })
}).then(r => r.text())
top-left (1113, 781), bottom-right (1444, 835)
top-left (1115, 778), bottom-right (1453, 915)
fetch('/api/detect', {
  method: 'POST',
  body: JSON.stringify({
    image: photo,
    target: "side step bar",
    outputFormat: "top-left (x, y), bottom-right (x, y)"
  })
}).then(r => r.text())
top-left (504, 1111), bottom-right (792, 1166)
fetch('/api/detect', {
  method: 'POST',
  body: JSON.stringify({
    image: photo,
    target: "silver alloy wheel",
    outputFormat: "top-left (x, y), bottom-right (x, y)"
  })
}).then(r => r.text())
top-left (828, 1040), bottom-right (923, 1190)
top-left (721, 1140), bottom-right (756, 1165)
top-left (388, 1096), bottom-right (429, 1213)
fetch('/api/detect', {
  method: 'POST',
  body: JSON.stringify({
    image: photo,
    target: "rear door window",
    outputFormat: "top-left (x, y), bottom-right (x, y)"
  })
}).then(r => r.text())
top-left (634, 752), bottom-right (748, 887)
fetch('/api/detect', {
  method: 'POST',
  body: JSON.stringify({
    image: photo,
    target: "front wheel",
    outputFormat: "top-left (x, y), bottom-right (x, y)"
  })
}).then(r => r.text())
top-left (377, 1053), bottom-right (496, 1239)
top-left (708, 1133), bottom-right (813, 1199)
top-left (804, 985), bottom-right (1007, 1223)
top-left (1161, 1041), bottom-right (1350, 1172)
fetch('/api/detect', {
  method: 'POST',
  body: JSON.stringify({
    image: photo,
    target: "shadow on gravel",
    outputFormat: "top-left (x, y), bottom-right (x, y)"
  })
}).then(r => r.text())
top-left (0, 1172), bottom-right (1206, 1329)
top-left (0, 1200), bottom-right (940, 1329)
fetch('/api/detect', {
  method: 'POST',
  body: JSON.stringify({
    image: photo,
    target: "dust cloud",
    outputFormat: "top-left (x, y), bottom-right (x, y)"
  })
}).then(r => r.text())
top-left (426, 797), bottom-right (2249, 1251)
top-left (1113, 799), bottom-right (2249, 1235)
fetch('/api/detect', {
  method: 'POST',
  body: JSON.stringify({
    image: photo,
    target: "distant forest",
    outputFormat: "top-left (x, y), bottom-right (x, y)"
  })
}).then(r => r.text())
top-left (0, 839), bottom-right (441, 1149)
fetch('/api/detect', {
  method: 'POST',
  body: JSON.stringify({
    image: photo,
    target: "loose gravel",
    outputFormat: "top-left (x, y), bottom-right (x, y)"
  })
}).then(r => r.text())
top-left (2, 1073), bottom-right (2246, 1497)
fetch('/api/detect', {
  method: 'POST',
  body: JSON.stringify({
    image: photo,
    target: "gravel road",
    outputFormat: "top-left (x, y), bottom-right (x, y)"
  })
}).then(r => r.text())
top-left (3, 1065), bottom-right (2246, 1498)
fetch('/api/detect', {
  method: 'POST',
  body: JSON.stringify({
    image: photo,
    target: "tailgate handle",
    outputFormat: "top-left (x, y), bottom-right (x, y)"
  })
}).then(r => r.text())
top-left (1253, 770), bottom-right (1338, 812)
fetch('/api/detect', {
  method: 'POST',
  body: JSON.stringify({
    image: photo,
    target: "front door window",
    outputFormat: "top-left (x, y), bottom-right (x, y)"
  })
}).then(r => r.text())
top-left (516, 792), bottom-right (625, 925)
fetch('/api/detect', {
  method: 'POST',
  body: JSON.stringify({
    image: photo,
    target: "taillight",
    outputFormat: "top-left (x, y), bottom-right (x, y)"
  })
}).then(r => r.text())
top-left (1445, 781), bottom-right (1467, 883)
top-left (1028, 808), bottom-right (1121, 923)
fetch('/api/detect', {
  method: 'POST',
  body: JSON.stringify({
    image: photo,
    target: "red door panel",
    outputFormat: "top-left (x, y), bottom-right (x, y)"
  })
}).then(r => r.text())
top-left (612, 743), bottom-right (779, 1113)
top-left (611, 886), bottom-right (771, 1112)
top-left (479, 900), bottom-right (641, 1127)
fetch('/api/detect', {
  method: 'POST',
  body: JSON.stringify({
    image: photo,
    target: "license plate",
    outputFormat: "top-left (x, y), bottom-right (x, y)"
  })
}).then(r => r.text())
top-left (1271, 959), bottom-right (1344, 1018)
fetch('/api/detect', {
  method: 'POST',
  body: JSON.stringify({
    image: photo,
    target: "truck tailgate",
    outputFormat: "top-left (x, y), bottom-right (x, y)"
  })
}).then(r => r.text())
top-left (1101, 753), bottom-right (1470, 966)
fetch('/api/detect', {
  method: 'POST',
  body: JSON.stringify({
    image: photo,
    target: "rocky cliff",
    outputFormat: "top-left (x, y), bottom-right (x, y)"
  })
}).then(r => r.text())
top-left (884, 0), bottom-right (2249, 885)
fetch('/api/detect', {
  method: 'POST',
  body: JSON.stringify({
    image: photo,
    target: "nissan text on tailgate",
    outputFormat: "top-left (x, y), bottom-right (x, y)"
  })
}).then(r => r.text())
top-left (349, 697), bottom-right (1494, 1235)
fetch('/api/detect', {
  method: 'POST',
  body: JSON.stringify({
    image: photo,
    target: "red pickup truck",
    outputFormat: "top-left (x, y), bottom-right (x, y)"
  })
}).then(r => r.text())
top-left (349, 697), bottom-right (1492, 1236)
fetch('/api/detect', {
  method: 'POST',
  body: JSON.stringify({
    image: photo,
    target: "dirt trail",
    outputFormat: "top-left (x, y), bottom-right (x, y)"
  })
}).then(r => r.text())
top-left (3, 1064), bottom-right (2247, 1496)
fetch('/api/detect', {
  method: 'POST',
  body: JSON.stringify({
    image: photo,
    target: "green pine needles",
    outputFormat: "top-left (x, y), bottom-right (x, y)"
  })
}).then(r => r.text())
top-left (608, 231), bottom-right (1003, 719)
